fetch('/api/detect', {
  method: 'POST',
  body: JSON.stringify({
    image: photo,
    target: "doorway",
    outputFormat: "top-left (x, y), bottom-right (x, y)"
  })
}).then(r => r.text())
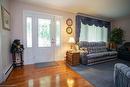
top-left (23, 11), bottom-right (61, 64)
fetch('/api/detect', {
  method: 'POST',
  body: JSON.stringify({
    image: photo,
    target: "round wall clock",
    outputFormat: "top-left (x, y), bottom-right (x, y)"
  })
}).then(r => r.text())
top-left (66, 18), bottom-right (73, 26)
top-left (66, 27), bottom-right (72, 34)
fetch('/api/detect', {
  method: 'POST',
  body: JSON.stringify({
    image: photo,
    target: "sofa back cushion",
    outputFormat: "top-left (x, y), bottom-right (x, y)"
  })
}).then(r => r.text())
top-left (79, 41), bottom-right (107, 54)
top-left (79, 41), bottom-right (106, 48)
top-left (88, 46), bottom-right (107, 54)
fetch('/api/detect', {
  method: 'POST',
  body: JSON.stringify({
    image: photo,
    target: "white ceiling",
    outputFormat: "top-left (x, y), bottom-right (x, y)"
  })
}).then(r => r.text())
top-left (17, 0), bottom-right (130, 19)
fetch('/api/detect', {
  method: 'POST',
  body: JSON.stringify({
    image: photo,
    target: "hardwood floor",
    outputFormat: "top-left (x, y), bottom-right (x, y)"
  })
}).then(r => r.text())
top-left (1, 61), bottom-right (94, 87)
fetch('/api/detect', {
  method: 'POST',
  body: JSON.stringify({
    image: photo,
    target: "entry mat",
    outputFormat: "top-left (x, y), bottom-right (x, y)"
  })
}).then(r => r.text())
top-left (35, 61), bottom-right (58, 68)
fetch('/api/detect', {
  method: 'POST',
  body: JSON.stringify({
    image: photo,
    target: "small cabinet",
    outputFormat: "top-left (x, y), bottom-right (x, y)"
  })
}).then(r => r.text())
top-left (66, 51), bottom-right (80, 66)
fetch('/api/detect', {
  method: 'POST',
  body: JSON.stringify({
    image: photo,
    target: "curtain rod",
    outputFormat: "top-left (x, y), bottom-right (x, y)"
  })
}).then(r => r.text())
top-left (77, 13), bottom-right (112, 22)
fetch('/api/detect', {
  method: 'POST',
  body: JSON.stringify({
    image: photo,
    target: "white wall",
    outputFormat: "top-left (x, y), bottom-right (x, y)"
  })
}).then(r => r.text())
top-left (0, 0), bottom-right (3, 82)
top-left (10, 0), bottom-right (76, 63)
top-left (112, 16), bottom-right (130, 42)
top-left (0, 0), bottom-right (12, 83)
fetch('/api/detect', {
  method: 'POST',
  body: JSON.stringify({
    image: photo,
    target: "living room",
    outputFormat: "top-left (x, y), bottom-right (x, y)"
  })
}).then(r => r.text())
top-left (0, 0), bottom-right (130, 87)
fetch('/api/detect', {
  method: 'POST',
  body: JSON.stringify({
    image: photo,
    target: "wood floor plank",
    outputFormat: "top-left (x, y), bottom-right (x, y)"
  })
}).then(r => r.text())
top-left (1, 61), bottom-right (94, 87)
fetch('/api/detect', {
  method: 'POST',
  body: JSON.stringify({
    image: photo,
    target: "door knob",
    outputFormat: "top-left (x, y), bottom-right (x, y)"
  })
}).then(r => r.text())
top-left (51, 38), bottom-right (55, 43)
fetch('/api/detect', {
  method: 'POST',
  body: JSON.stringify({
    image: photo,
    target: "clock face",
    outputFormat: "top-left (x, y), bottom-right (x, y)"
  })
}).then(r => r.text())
top-left (66, 27), bottom-right (72, 34)
top-left (66, 18), bottom-right (73, 26)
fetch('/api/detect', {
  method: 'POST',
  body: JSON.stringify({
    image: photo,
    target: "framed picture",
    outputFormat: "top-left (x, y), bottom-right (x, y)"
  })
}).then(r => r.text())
top-left (66, 27), bottom-right (72, 34)
top-left (1, 6), bottom-right (10, 31)
top-left (66, 18), bottom-right (73, 26)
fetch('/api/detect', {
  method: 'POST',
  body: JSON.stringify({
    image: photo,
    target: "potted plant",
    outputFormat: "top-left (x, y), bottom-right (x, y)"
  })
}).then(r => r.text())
top-left (10, 39), bottom-right (24, 67)
top-left (109, 27), bottom-right (124, 49)
top-left (10, 39), bottom-right (24, 54)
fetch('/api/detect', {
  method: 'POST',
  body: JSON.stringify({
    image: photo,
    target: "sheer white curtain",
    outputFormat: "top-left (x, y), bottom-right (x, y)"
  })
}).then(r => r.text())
top-left (79, 22), bottom-right (108, 42)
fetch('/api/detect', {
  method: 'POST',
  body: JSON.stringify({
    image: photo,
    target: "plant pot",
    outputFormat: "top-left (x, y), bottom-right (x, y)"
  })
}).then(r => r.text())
top-left (109, 42), bottom-right (117, 49)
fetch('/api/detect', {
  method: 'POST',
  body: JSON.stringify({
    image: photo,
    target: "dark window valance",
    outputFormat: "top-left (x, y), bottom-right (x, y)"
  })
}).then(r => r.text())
top-left (77, 15), bottom-right (110, 28)
top-left (75, 15), bottom-right (111, 42)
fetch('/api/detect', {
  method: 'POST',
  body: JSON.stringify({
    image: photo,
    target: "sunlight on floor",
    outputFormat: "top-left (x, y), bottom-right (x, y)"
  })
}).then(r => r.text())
top-left (67, 78), bottom-right (75, 87)
top-left (28, 79), bottom-right (34, 87)
top-left (28, 74), bottom-right (75, 87)
top-left (40, 76), bottom-right (51, 87)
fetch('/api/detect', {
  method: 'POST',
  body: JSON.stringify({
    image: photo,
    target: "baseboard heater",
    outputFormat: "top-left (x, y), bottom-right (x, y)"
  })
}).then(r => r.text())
top-left (5, 64), bottom-right (13, 75)
top-left (4, 64), bottom-right (13, 81)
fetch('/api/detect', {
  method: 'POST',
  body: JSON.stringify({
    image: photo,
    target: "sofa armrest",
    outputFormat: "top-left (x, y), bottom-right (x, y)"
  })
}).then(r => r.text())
top-left (114, 63), bottom-right (130, 87)
top-left (80, 51), bottom-right (88, 65)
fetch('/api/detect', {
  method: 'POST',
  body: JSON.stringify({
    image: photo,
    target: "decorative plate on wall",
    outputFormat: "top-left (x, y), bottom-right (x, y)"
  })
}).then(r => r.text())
top-left (66, 18), bottom-right (73, 26)
top-left (66, 27), bottom-right (72, 34)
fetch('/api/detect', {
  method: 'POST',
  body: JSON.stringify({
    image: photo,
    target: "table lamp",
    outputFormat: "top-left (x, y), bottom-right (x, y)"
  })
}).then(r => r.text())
top-left (68, 37), bottom-right (75, 50)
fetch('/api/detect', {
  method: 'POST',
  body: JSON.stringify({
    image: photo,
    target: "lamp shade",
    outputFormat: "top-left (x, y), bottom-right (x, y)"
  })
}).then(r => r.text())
top-left (68, 37), bottom-right (75, 44)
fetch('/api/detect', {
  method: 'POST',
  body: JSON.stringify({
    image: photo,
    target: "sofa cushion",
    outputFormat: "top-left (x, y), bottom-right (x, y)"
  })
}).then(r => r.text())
top-left (108, 51), bottom-right (117, 56)
top-left (87, 51), bottom-right (117, 59)
top-left (80, 47), bottom-right (88, 51)
top-left (88, 46), bottom-right (107, 54)
top-left (122, 68), bottom-right (130, 78)
top-left (87, 52), bottom-right (109, 59)
top-left (79, 41), bottom-right (106, 48)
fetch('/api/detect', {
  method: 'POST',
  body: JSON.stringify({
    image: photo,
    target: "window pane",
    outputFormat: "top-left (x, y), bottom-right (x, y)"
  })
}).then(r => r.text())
top-left (96, 26), bottom-right (102, 42)
top-left (26, 17), bottom-right (32, 47)
top-left (88, 25), bottom-right (95, 42)
top-left (80, 22), bottom-right (88, 41)
top-left (56, 21), bottom-right (60, 46)
top-left (38, 19), bottom-right (51, 47)
top-left (102, 27), bottom-right (108, 42)
top-left (80, 23), bottom-right (108, 42)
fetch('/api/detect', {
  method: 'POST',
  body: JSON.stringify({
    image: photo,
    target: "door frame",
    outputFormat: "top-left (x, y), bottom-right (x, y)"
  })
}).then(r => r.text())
top-left (23, 10), bottom-right (62, 65)
top-left (23, 11), bottom-right (34, 65)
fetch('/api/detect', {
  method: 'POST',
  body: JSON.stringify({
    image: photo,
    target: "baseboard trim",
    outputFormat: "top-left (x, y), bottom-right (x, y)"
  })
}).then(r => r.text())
top-left (3, 64), bottom-right (13, 82)
top-left (0, 72), bottom-right (4, 84)
top-left (5, 64), bottom-right (13, 75)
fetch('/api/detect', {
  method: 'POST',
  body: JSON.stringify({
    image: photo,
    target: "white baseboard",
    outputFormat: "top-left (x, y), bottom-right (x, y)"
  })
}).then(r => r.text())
top-left (55, 57), bottom-right (64, 61)
top-left (0, 72), bottom-right (4, 83)
top-left (3, 64), bottom-right (13, 82)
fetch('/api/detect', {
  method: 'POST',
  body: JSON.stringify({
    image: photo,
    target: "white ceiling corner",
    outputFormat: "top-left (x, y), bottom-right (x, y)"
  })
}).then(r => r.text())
top-left (16, 0), bottom-right (130, 19)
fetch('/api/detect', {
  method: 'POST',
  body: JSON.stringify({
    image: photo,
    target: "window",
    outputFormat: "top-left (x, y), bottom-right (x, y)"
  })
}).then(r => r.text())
top-left (26, 17), bottom-right (32, 47)
top-left (79, 22), bottom-right (108, 42)
top-left (38, 18), bottom-right (51, 47)
top-left (56, 20), bottom-right (61, 46)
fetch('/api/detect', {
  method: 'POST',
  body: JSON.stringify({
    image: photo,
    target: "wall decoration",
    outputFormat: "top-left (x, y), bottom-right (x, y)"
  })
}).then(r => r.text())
top-left (66, 18), bottom-right (73, 34)
top-left (1, 6), bottom-right (10, 31)
top-left (66, 27), bottom-right (72, 34)
top-left (66, 18), bottom-right (73, 26)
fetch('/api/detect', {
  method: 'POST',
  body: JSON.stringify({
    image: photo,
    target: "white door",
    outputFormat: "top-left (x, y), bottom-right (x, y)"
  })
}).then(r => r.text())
top-left (34, 15), bottom-right (54, 63)
top-left (23, 11), bottom-right (61, 64)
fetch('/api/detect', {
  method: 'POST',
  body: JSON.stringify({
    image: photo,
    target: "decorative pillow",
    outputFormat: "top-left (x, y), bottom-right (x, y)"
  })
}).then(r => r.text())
top-left (88, 47), bottom-right (96, 54)
top-left (89, 49), bottom-right (93, 54)
top-left (80, 47), bottom-right (88, 52)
